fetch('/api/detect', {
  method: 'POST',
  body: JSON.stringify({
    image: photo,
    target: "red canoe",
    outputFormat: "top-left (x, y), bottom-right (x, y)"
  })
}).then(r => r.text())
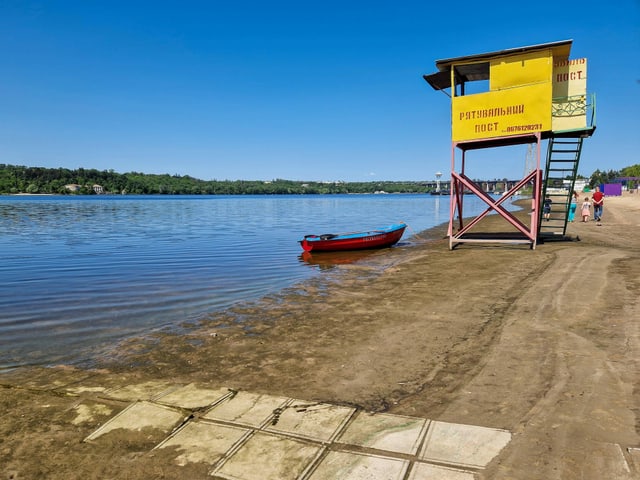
top-left (299, 223), bottom-right (407, 252)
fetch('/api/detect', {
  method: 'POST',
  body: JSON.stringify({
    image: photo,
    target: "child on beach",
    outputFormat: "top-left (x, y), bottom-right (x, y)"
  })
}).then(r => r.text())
top-left (568, 190), bottom-right (579, 222)
top-left (543, 196), bottom-right (552, 221)
top-left (581, 197), bottom-right (591, 222)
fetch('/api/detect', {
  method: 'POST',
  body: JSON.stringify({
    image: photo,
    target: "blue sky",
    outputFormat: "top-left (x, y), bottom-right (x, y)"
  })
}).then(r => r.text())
top-left (1, 1), bottom-right (638, 182)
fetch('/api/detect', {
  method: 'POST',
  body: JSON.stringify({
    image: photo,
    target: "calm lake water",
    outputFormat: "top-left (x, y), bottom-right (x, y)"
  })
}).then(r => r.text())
top-left (0, 194), bottom-right (506, 368)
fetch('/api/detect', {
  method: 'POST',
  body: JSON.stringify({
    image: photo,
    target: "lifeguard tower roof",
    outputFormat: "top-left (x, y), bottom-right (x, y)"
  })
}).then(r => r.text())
top-left (424, 40), bottom-right (573, 91)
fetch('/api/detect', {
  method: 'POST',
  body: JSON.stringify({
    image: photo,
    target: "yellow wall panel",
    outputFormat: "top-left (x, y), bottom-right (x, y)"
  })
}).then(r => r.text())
top-left (552, 58), bottom-right (587, 97)
top-left (452, 83), bottom-right (552, 141)
top-left (551, 58), bottom-right (588, 131)
top-left (490, 50), bottom-right (552, 90)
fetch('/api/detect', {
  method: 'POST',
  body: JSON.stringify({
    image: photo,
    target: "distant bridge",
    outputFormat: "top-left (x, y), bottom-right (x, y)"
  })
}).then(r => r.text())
top-left (422, 179), bottom-right (527, 193)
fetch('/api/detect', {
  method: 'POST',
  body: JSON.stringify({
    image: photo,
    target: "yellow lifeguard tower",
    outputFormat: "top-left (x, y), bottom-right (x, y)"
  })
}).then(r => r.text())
top-left (424, 40), bottom-right (595, 249)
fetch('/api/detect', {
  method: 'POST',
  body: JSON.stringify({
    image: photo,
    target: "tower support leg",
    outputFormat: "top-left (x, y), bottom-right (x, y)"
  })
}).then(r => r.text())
top-left (447, 133), bottom-right (542, 249)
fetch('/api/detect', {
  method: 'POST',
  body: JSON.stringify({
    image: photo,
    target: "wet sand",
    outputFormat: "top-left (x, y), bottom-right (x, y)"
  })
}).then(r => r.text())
top-left (1, 193), bottom-right (639, 479)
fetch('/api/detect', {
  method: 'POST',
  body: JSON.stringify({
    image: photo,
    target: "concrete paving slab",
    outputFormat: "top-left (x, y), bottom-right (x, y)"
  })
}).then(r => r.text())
top-left (419, 421), bottom-right (511, 469)
top-left (407, 463), bottom-right (476, 480)
top-left (336, 412), bottom-right (428, 455)
top-left (305, 450), bottom-right (409, 480)
top-left (85, 401), bottom-right (186, 441)
top-left (264, 400), bottom-right (355, 442)
top-left (580, 442), bottom-right (632, 478)
top-left (155, 420), bottom-right (250, 466)
top-left (64, 385), bottom-right (109, 395)
top-left (212, 431), bottom-right (323, 480)
top-left (203, 391), bottom-right (289, 428)
top-left (70, 401), bottom-right (115, 426)
top-left (628, 447), bottom-right (640, 473)
top-left (105, 380), bottom-right (179, 402)
top-left (154, 383), bottom-right (231, 409)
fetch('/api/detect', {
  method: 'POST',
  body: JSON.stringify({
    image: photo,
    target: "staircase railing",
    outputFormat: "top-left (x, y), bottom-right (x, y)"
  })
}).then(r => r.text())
top-left (538, 92), bottom-right (595, 239)
top-left (539, 137), bottom-right (583, 237)
top-left (551, 92), bottom-right (596, 133)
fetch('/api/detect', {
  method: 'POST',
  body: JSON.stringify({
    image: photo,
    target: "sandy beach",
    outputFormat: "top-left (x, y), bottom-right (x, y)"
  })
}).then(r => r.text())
top-left (1, 193), bottom-right (639, 479)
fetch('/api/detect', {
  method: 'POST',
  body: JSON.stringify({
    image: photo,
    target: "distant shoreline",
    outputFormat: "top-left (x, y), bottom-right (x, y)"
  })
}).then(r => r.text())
top-left (9, 193), bottom-right (55, 196)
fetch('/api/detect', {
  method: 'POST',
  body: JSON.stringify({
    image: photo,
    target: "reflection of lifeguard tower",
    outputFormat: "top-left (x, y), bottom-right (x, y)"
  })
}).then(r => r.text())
top-left (424, 40), bottom-right (595, 249)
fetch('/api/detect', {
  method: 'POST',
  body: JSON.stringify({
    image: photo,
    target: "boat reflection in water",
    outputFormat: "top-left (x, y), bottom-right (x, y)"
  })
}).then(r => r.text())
top-left (298, 249), bottom-right (383, 269)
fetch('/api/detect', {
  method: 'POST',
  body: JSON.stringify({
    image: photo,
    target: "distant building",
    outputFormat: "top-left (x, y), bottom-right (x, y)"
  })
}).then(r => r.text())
top-left (64, 183), bottom-right (105, 194)
top-left (614, 177), bottom-right (640, 191)
top-left (574, 179), bottom-right (588, 192)
top-left (563, 179), bottom-right (588, 192)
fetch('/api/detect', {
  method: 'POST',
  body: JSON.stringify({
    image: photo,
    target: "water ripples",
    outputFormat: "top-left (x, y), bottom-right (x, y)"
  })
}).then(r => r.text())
top-left (0, 194), bottom-right (503, 368)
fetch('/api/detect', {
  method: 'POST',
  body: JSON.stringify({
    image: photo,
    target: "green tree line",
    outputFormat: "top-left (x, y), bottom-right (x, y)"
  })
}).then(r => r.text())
top-left (0, 164), bottom-right (430, 195)
top-left (590, 164), bottom-right (640, 189)
top-left (2, 163), bottom-right (638, 195)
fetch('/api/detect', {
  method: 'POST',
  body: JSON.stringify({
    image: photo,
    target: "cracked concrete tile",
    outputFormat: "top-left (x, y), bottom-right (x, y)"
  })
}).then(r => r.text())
top-left (419, 421), bottom-right (511, 469)
top-left (203, 391), bottom-right (289, 427)
top-left (212, 431), bottom-right (323, 480)
top-left (70, 401), bottom-right (114, 426)
top-left (579, 442), bottom-right (633, 478)
top-left (336, 412), bottom-right (428, 455)
top-left (407, 463), bottom-right (476, 480)
top-left (156, 420), bottom-right (249, 466)
top-left (154, 383), bottom-right (231, 409)
top-left (105, 380), bottom-right (179, 401)
top-left (628, 447), bottom-right (640, 472)
top-left (407, 463), bottom-right (475, 480)
top-left (84, 401), bottom-right (185, 441)
top-left (264, 400), bottom-right (355, 442)
top-left (306, 450), bottom-right (409, 480)
top-left (64, 385), bottom-right (109, 395)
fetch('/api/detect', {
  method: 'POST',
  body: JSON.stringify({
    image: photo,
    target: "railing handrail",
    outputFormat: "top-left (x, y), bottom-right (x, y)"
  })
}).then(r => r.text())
top-left (551, 92), bottom-right (596, 130)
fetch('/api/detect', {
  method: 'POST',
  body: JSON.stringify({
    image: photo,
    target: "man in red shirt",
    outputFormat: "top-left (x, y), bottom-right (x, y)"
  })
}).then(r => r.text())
top-left (592, 186), bottom-right (604, 222)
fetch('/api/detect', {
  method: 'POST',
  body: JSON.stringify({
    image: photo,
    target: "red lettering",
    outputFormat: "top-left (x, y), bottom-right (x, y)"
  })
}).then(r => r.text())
top-left (556, 71), bottom-right (585, 82)
top-left (554, 58), bottom-right (587, 67)
top-left (474, 122), bottom-right (500, 133)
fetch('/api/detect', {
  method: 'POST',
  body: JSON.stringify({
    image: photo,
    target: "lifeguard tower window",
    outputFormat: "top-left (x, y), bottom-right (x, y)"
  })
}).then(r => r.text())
top-left (454, 62), bottom-right (490, 96)
top-left (458, 78), bottom-right (489, 95)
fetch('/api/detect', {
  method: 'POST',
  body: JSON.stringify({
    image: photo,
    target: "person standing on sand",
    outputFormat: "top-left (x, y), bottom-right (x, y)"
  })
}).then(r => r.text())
top-left (581, 196), bottom-right (591, 222)
top-left (568, 190), bottom-right (579, 222)
top-left (543, 195), bottom-right (552, 221)
top-left (592, 186), bottom-right (604, 222)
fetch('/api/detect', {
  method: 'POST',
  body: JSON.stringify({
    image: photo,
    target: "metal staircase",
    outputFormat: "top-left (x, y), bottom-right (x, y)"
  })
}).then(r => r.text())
top-left (538, 136), bottom-right (583, 239)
